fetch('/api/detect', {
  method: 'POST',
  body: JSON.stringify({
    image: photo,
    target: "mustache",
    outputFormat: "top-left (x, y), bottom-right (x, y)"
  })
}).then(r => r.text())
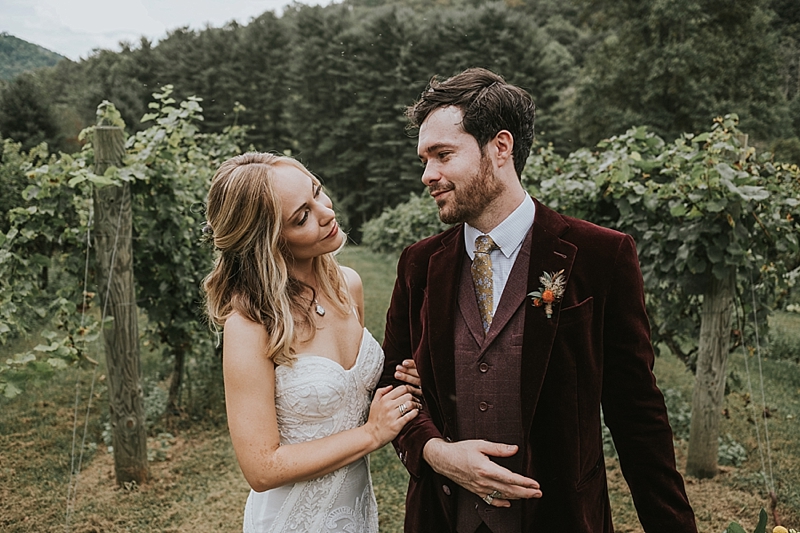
top-left (428, 182), bottom-right (455, 195)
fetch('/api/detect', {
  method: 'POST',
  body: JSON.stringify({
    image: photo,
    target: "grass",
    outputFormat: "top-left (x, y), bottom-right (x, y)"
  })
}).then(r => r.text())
top-left (1, 247), bottom-right (799, 532)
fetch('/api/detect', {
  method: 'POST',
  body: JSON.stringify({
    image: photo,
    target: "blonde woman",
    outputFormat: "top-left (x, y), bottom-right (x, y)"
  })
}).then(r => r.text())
top-left (203, 153), bottom-right (420, 533)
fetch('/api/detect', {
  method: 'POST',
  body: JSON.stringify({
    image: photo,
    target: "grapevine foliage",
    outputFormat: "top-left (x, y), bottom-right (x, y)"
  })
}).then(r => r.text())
top-left (363, 115), bottom-right (800, 363)
top-left (0, 86), bottom-right (246, 398)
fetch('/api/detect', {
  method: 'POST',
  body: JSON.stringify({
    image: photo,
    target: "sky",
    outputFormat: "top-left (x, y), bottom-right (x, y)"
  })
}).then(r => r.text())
top-left (0, 0), bottom-right (332, 61)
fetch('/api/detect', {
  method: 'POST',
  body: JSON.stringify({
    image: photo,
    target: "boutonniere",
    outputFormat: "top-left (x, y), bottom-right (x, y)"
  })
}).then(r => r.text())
top-left (528, 269), bottom-right (566, 319)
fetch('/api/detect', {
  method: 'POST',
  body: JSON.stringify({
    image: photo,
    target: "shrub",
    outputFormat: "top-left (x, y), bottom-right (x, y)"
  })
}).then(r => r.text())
top-left (361, 192), bottom-right (449, 254)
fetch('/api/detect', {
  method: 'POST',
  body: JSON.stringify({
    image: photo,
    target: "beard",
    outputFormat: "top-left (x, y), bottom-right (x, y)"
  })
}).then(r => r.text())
top-left (432, 154), bottom-right (506, 225)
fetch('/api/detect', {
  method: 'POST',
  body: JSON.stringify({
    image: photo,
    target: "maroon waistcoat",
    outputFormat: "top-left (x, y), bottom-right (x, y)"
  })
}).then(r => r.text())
top-left (454, 230), bottom-right (532, 533)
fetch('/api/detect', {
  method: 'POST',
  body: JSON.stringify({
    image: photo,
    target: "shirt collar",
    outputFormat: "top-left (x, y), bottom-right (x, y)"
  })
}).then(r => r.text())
top-left (464, 195), bottom-right (535, 260)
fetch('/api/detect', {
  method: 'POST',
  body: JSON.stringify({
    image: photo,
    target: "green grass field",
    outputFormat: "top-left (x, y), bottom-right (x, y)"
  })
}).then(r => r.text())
top-left (1, 246), bottom-right (799, 532)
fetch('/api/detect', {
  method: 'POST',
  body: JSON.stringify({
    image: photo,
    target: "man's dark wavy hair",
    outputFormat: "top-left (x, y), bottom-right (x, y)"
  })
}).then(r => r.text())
top-left (406, 67), bottom-right (535, 179)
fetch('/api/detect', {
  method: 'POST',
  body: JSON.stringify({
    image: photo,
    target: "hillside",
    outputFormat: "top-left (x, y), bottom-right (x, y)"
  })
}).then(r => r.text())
top-left (0, 32), bottom-right (65, 81)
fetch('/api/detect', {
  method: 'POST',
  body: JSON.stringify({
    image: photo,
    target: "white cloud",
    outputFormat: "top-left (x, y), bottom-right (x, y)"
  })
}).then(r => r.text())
top-left (0, 0), bottom-right (329, 61)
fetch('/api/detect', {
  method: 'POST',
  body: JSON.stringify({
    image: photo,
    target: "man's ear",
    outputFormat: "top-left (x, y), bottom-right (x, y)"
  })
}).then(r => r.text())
top-left (491, 130), bottom-right (514, 168)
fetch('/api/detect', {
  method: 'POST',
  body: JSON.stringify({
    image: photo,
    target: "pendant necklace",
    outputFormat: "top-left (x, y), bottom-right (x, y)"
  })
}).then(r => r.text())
top-left (313, 299), bottom-right (326, 317)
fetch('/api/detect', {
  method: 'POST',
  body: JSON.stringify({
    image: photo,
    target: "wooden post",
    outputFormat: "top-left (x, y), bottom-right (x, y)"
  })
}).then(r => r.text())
top-left (93, 126), bottom-right (149, 485)
top-left (686, 272), bottom-right (735, 478)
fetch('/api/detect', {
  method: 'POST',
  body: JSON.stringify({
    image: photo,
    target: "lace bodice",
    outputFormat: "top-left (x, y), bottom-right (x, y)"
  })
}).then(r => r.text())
top-left (243, 328), bottom-right (384, 533)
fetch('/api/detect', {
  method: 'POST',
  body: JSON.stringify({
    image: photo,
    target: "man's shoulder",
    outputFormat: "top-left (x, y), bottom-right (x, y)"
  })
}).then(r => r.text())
top-left (537, 200), bottom-right (628, 245)
top-left (402, 225), bottom-right (461, 258)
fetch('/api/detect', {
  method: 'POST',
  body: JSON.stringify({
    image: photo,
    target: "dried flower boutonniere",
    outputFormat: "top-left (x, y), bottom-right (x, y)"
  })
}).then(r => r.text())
top-left (528, 269), bottom-right (566, 319)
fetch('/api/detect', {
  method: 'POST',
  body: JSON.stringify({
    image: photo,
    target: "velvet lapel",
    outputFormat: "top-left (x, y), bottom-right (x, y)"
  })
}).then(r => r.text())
top-left (426, 225), bottom-right (465, 433)
top-left (521, 199), bottom-right (577, 433)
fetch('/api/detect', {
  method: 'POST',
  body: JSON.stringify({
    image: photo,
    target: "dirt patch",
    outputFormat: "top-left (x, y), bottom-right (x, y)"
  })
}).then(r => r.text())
top-left (605, 443), bottom-right (800, 533)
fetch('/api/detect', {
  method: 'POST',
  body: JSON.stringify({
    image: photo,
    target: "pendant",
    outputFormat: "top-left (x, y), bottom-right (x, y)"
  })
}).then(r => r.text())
top-left (314, 302), bottom-right (326, 317)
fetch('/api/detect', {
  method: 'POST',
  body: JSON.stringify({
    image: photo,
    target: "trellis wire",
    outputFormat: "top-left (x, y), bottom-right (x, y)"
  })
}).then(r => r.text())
top-left (733, 270), bottom-right (776, 500)
top-left (65, 188), bottom-right (126, 532)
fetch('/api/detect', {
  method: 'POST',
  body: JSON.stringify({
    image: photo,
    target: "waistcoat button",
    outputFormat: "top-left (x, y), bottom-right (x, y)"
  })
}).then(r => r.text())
top-left (479, 401), bottom-right (488, 412)
top-left (442, 484), bottom-right (451, 496)
top-left (479, 362), bottom-right (489, 373)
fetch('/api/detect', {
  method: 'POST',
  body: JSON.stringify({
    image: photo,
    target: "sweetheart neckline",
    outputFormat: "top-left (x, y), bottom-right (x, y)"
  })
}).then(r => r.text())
top-left (290, 327), bottom-right (370, 372)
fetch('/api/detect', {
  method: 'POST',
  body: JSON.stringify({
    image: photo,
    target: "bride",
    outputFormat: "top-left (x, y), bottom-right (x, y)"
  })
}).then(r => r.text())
top-left (202, 153), bottom-right (421, 533)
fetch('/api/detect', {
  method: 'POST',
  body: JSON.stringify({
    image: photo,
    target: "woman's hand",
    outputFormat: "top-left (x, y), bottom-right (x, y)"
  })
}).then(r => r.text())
top-left (395, 359), bottom-right (421, 387)
top-left (364, 385), bottom-right (420, 447)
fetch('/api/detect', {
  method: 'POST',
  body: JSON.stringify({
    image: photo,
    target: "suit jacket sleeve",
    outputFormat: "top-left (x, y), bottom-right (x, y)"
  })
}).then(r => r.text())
top-left (601, 235), bottom-right (697, 531)
top-left (380, 246), bottom-right (445, 479)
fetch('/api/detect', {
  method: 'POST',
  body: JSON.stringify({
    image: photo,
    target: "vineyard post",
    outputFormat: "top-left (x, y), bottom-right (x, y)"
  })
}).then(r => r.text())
top-left (685, 134), bottom-right (749, 478)
top-left (93, 125), bottom-right (149, 485)
top-left (686, 271), bottom-right (736, 478)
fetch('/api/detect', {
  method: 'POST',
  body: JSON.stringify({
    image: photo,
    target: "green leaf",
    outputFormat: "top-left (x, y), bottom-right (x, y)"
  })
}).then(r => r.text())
top-left (707, 245), bottom-right (724, 264)
top-left (88, 174), bottom-right (118, 186)
top-left (3, 382), bottom-right (22, 398)
top-left (724, 522), bottom-right (747, 533)
top-left (753, 508), bottom-right (768, 533)
top-left (670, 203), bottom-right (687, 217)
top-left (34, 342), bottom-right (60, 352)
top-left (67, 174), bottom-right (88, 187)
top-left (47, 358), bottom-right (68, 369)
top-left (705, 198), bottom-right (727, 213)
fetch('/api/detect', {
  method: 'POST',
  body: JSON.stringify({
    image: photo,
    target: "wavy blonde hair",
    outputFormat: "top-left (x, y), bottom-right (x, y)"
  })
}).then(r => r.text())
top-left (203, 152), bottom-right (352, 366)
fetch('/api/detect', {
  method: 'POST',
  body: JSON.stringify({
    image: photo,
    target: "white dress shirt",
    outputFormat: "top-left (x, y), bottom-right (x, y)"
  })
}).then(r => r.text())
top-left (464, 195), bottom-right (535, 317)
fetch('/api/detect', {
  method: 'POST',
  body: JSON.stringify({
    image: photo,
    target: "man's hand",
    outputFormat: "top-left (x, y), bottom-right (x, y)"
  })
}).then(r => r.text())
top-left (422, 438), bottom-right (542, 507)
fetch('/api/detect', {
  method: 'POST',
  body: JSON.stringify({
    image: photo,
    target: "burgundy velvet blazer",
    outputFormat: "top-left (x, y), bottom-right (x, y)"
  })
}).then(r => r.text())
top-left (380, 199), bottom-right (697, 532)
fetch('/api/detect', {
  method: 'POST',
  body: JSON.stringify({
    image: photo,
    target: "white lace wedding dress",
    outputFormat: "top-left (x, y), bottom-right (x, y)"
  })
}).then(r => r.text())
top-left (242, 328), bottom-right (383, 533)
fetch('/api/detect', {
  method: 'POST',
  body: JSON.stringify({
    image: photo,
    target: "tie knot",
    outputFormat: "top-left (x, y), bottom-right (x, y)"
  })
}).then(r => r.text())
top-left (475, 235), bottom-right (497, 254)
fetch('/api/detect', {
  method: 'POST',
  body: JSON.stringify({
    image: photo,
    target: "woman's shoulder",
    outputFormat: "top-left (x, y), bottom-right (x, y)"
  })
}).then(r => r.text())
top-left (225, 311), bottom-right (265, 335)
top-left (223, 312), bottom-right (271, 363)
top-left (339, 265), bottom-right (364, 323)
top-left (339, 265), bottom-right (362, 291)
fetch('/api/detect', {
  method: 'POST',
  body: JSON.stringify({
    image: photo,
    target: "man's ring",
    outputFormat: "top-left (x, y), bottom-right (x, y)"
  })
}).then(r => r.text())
top-left (483, 490), bottom-right (502, 505)
top-left (398, 403), bottom-right (407, 415)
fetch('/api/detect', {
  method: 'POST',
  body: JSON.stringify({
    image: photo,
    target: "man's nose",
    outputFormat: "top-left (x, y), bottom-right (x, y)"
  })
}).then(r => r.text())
top-left (421, 163), bottom-right (439, 187)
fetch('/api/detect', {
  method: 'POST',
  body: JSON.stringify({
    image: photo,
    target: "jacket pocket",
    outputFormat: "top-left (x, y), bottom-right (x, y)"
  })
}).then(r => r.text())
top-left (558, 297), bottom-right (593, 326)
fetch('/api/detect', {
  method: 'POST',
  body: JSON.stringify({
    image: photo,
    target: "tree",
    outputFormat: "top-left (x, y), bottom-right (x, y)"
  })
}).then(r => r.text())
top-left (574, 0), bottom-right (791, 148)
top-left (523, 117), bottom-right (799, 478)
top-left (0, 74), bottom-right (59, 150)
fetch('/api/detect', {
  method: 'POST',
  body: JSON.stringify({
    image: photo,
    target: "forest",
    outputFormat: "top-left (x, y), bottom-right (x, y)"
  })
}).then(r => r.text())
top-left (2, 0), bottom-right (800, 531)
top-left (1, 0), bottom-right (799, 232)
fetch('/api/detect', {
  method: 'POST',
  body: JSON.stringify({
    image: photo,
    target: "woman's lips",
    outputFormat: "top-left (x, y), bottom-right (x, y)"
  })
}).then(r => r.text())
top-left (324, 221), bottom-right (339, 239)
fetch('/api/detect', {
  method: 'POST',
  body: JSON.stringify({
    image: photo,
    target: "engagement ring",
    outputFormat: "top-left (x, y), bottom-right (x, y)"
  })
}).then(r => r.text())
top-left (398, 403), bottom-right (407, 415)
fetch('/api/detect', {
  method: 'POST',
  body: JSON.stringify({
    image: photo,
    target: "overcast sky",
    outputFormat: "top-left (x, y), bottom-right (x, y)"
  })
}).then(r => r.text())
top-left (1, 0), bottom-right (333, 61)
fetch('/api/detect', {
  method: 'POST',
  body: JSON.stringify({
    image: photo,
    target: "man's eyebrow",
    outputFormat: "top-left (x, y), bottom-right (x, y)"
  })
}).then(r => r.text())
top-left (419, 142), bottom-right (451, 159)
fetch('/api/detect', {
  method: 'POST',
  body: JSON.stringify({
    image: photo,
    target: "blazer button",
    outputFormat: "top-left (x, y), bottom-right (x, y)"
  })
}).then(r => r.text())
top-left (442, 484), bottom-right (451, 496)
top-left (479, 362), bottom-right (489, 373)
top-left (479, 401), bottom-right (489, 412)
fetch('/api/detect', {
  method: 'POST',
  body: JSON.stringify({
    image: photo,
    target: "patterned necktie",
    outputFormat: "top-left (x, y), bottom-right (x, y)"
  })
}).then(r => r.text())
top-left (472, 235), bottom-right (498, 332)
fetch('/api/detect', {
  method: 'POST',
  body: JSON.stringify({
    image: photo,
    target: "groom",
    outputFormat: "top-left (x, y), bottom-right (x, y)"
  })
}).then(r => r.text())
top-left (380, 68), bottom-right (697, 532)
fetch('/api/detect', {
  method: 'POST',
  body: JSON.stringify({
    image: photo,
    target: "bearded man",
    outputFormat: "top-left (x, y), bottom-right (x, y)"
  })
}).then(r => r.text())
top-left (380, 67), bottom-right (697, 533)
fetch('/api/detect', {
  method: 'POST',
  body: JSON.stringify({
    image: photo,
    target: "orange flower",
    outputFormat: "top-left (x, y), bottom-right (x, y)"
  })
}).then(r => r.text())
top-left (533, 298), bottom-right (542, 307)
top-left (542, 289), bottom-right (555, 303)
